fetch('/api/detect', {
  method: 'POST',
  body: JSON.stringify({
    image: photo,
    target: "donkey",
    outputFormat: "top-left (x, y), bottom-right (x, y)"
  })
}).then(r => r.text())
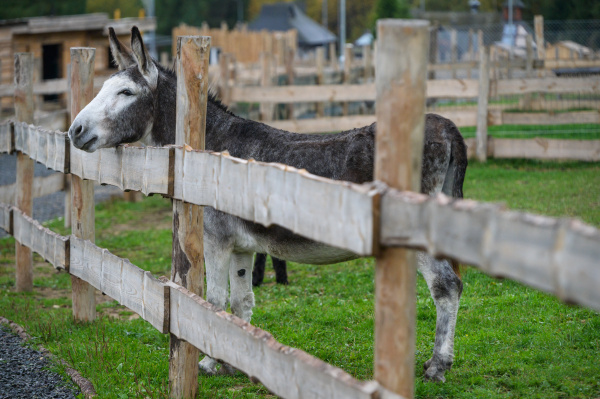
top-left (68, 27), bottom-right (467, 382)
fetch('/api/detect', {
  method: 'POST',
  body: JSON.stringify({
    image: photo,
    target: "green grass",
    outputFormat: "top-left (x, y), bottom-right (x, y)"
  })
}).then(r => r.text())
top-left (460, 123), bottom-right (600, 140)
top-left (1, 159), bottom-right (600, 398)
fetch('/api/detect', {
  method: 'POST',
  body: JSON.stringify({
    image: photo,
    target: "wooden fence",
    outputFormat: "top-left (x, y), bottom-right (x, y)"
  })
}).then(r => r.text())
top-left (172, 23), bottom-right (297, 65)
top-left (1, 21), bottom-right (600, 399)
top-left (221, 47), bottom-right (600, 162)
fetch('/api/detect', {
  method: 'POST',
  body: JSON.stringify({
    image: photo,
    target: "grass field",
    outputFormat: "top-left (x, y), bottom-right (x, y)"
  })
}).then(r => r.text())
top-left (460, 123), bottom-right (600, 140)
top-left (0, 158), bottom-right (599, 398)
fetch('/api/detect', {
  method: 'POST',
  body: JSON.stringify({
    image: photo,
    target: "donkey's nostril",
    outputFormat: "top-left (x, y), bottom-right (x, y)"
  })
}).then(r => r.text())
top-left (73, 124), bottom-right (83, 138)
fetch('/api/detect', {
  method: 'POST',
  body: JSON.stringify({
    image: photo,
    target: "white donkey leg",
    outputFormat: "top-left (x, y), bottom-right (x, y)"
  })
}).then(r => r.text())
top-left (229, 252), bottom-right (255, 323)
top-left (198, 235), bottom-right (232, 376)
top-left (206, 252), bottom-right (256, 376)
top-left (417, 252), bottom-right (463, 383)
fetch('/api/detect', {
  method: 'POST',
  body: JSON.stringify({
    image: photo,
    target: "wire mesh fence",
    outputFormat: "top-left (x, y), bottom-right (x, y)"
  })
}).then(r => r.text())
top-left (426, 19), bottom-right (600, 139)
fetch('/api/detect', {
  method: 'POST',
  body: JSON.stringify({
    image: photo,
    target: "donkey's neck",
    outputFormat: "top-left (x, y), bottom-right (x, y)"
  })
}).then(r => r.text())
top-left (146, 69), bottom-right (177, 147)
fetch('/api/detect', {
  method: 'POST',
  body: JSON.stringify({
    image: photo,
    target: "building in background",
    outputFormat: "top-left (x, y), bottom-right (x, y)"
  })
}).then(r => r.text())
top-left (248, 3), bottom-right (336, 54)
top-left (0, 13), bottom-right (155, 111)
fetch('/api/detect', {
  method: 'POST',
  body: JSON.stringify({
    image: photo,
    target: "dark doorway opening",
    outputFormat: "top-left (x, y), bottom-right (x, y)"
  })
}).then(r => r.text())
top-left (42, 44), bottom-right (62, 102)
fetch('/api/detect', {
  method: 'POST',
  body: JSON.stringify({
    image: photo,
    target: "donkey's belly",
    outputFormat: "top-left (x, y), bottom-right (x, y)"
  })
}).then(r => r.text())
top-left (205, 208), bottom-right (359, 265)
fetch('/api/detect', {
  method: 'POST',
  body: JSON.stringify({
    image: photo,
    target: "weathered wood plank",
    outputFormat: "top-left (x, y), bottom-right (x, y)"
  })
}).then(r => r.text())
top-left (170, 34), bottom-right (210, 399)
top-left (374, 19), bottom-right (428, 398)
top-left (0, 203), bottom-right (12, 235)
top-left (231, 79), bottom-right (477, 104)
top-left (70, 145), bottom-right (172, 195)
top-left (69, 236), bottom-right (170, 333)
top-left (70, 47), bottom-right (96, 322)
top-left (379, 190), bottom-right (600, 312)
top-left (427, 78), bottom-right (478, 98)
top-left (10, 206), bottom-right (69, 270)
top-left (476, 38), bottom-right (490, 162)
top-left (165, 280), bottom-right (380, 399)
top-left (495, 76), bottom-right (600, 96)
top-left (13, 122), bottom-right (70, 173)
top-left (174, 149), bottom-right (381, 256)
top-left (14, 52), bottom-right (35, 293)
top-left (501, 111), bottom-right (600, 125)
top-left (492, 138), bottom-right (600, 161)
top-left (0, 173), bottom-right (65, 204)
top-left (0, 121), bottom-right (13, 154)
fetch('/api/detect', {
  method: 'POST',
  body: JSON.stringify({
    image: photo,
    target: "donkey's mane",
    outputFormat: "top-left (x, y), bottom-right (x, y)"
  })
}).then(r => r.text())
top-left (153, 59), bottom-right (235, 117)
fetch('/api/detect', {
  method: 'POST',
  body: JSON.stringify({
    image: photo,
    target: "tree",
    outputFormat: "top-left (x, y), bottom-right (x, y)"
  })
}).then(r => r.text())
top-left (86, 0), bottom-right (144, 18)
top-left (370, 0), bottom-right (409, 35)
top-left (0, 0), bottom-right (85, 20)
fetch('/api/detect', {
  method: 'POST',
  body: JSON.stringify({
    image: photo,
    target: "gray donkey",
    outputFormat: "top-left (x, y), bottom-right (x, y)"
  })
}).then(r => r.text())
top-left (68, 27), bottom-right (467, 382)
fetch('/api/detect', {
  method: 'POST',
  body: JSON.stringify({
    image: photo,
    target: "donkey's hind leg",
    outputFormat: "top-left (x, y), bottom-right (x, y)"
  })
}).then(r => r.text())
top-left (417, 252), bottom-right (463, 382)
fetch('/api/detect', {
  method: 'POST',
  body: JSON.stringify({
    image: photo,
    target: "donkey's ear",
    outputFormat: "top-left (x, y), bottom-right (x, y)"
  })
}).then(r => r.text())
top-left (108, 27), bottom-right (135, 70)
top-left (131, 26), bottom-right (158, 89)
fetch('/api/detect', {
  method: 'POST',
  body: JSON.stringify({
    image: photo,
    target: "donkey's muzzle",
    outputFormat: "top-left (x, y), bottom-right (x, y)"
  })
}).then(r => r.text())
top-left (68, 122), bottom-right (98, 152)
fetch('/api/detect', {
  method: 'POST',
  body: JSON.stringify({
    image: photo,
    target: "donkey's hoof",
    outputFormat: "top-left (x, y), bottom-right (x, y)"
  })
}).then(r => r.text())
top-left (423, 357), bottom-right (449, 383)
top-left (424, 366), bottom-right (446, 383)
top-left (216, 363), bottom-right (239, 376)
top-left (198, 357), bottom-right (219, 375)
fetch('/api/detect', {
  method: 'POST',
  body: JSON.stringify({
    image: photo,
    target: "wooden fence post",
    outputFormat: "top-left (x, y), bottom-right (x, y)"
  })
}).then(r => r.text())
top-left (374, 19), bottom-right (429, 399)
top-left (343, 44), bottom-right (353, 116)
top-left (259, 52), bottom-right (274, 122)
top-left (315, 46), bottom-right (325, 118)
top-left (450, 28), bottom-right (458, 79)
top-left (329, 41), bottom-right (337, 71)
top-left (363, 44), bottom-right (372, 82)
top-left (285, 46), bottom-right (295, 120)
top-left (476, 33), bottom-right (490, 162)
top-left (219, 53), bottom-right (231, 107)
top-left (70, 48), bottom-right (96, 321)
top-left (467, 28), bottom-right (474, 78)
top-left (169, 35), bottom-right (210, 399)
top-left (14, 53), bottom-right (34, 292)
top-left (428, 23), bottom-right (438, 80)
top-left (534, 15), bottom-right (545, 76)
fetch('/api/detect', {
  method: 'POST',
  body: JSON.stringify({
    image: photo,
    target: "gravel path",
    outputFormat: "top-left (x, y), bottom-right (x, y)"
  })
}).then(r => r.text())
top-left (0, 325), bottom-right (80, 399)
top-left (0, 154), bottom-right (123, 238)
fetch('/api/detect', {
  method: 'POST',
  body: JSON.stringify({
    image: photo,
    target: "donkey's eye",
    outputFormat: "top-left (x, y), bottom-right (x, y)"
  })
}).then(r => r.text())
top-left (119, 89), bottom-right (134, 96)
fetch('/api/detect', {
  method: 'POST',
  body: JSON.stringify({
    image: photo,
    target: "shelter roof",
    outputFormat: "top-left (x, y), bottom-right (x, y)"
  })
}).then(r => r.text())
top-left (0, 13), bottom-right (155, 35)
top-left (249, 3), bottom-right (336, 46)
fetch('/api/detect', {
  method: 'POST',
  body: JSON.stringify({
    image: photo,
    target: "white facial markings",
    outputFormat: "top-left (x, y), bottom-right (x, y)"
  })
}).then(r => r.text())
top-left (69, 74), bottom-right (150, 151)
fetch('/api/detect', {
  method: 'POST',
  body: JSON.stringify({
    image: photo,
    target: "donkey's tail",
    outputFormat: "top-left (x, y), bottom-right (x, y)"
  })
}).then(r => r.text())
top-left (442, 121), bottom-right (468, 278)
top-left (442, 122), bottom-right (468, 199)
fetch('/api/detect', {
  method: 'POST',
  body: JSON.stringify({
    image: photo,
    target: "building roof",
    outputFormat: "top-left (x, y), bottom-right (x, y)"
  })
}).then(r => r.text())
top-left (1, 13), bottom-right (155, 36)
top-left (248, 3), bottom-right (336, 46)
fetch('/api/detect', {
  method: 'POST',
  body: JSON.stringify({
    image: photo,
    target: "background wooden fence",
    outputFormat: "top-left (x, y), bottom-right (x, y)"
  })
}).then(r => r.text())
top-left (1, 20), bottom-right (600, 399)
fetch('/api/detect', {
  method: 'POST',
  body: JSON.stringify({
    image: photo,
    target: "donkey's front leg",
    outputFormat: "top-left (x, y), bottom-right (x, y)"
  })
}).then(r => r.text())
top-left (198, 235), bottom-right (232, 376)
top-left (199, 252), bottom-right (255, 376)
top-left (417, 252), bottom-right (463, 382)
top-left (229, 252), bottom-right (256, 323)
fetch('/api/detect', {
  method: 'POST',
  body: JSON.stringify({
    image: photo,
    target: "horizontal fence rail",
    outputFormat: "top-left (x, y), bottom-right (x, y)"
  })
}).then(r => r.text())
top-left (380, 191), bottom-right (600, 311)
top-left (465, 137), bottom-right (600, 162)
top-left (2, 119), bottom-right (600, 312)
top-left (0, 173), bottom-right (64, 204)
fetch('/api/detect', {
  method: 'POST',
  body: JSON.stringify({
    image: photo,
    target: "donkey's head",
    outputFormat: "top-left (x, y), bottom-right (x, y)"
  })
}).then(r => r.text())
top-left (68, 27), bottom-right (175, 152)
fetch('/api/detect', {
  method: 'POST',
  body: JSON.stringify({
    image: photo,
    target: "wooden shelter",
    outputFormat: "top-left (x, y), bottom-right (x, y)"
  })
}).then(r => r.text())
top-left (0, 13), bottom-right (155, 108)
